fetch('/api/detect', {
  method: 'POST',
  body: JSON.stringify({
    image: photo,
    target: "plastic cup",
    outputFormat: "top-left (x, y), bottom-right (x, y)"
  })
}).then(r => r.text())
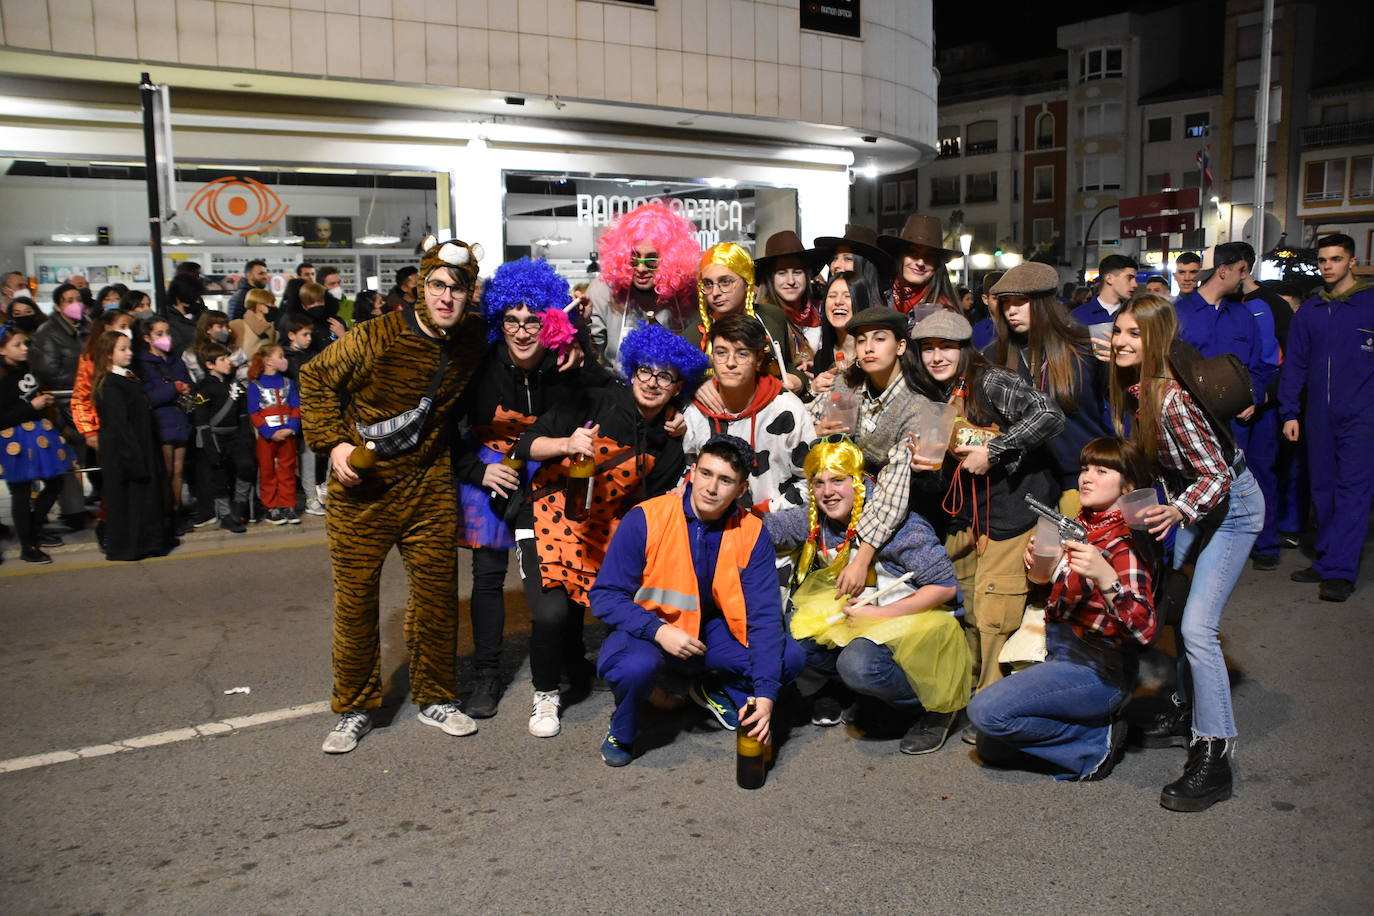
top-left (1028, 517), bottom-right (1062, 585)
top-left (1119, 487), bottom-right (1161, 529)
top-left (909, 400), bottom-right (957, 466)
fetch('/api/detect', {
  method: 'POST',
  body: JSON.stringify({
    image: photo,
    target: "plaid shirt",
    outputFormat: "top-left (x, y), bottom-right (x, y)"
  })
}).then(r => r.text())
top-left (1154, 381), bottom-right (1232, 524)
top-left (977, 367), bottom-right (1065, 472)
top-left (855, 377), bottom-right (921, 549)
top-left (1047, 508), bottom-right (1157, 646)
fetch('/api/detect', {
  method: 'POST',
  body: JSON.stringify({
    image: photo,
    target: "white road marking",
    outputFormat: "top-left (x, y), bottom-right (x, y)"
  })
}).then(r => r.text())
top-left (0, 701), bottom-right (332, 775)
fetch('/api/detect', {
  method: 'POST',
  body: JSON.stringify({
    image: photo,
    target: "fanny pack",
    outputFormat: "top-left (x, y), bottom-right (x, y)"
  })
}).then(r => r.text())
top-left (356, 346), bottom-right (449, 458)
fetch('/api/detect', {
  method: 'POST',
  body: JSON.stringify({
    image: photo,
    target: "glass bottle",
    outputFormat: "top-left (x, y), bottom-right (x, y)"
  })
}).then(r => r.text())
top-left (736, 698), bottom-right (767, 789)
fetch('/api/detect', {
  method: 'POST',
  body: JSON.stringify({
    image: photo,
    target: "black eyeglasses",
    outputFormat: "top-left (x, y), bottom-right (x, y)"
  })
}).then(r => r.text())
top-left (633, 366), bottom-right (680, 387)
top-left (700, 276), bottom-right (740, 293)
top-left (426, 278), bottom-right (467, 297)
top-left (501, 315), bottom-right (543, 333)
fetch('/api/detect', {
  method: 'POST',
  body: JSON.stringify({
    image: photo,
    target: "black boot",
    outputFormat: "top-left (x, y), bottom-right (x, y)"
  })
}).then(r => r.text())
top-left (1138, 694), bottom-right (1190, 749)
top-left (1160, 736), bottom-right (1233, 812)
top-left (466, 672), bottom-right (505, 719)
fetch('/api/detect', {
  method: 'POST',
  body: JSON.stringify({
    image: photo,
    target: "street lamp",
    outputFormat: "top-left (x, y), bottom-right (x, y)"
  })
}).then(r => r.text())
top-left (1078, 204), bottom-right (1117, 283)
top-left (959, 232), bottom-right (973, 286)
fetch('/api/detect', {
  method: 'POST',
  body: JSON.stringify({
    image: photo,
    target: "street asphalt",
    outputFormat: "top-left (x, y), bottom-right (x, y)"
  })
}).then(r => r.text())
top-left (0, 519), bottom-right (1371, 914)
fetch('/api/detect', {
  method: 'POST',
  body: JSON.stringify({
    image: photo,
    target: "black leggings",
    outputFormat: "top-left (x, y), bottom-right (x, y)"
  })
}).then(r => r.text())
top-left (517, 539), bottom-right (588, 692)
top-left (469, 547), bottom-right (509, 673)
top-left (8, 477), bottom-right (63, 550)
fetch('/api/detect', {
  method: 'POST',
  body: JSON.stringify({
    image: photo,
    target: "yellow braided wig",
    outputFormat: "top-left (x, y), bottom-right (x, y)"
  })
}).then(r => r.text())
top-left (696, 242), bottom-right (756, 340)
top-left (797, 438), bottom-right (867, 578)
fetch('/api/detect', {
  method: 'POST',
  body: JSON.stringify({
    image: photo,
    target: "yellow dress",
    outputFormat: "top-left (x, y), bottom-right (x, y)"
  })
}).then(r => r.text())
top-left (789, 565), bottom-right (971, 714)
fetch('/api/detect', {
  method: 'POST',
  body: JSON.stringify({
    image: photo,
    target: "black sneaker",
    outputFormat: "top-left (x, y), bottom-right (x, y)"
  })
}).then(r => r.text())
top-left (1290, 566), bottom-right (1321, 583)
top-left (810, 696), bottom-right (844, 727)
top-left (218, 515), bottom-right (247, 534)
top-left (1319, 579), bottom-right (1355, 602)
top-left (38, 532), bottom-right (64, 548)
top-left (1251, 554), bottom-right (1279, 571)
top-left (1278, 532), bottom-right (1301, 549)
top-left (466, 674), bottom-right (504, 719)
top-left (900, 710), bottom-right (957, 755)
top-left (20, 547), bottom-right (53, 564)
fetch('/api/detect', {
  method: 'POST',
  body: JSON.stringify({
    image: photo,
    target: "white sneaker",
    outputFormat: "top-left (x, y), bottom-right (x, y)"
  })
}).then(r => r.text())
top-left (528, 689), bottom-right (562, 738)
top-left (315, 483), bottom-right (328, 505)
top-left (417, 701), bottom-right (477, 737)
top-left (305, 499), bottom-right (326, 516)
top-left (322, 710), bottom-right (372, 754)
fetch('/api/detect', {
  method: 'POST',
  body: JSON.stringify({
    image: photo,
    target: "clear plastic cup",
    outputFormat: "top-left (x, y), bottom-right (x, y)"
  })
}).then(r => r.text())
top-left (1028, 517), bottom-right (1063, 585)
top-left (1119, 487), bottom-right (1161, 529)
top-left (821, 388), bottom-right (858, 432)
top-left (909, 399), bottom-right (957, 466)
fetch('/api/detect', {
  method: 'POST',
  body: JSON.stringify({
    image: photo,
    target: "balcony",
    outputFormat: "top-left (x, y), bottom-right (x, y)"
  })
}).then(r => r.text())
top-left (1301, 120), bottom-right (1374, 149)
top-left (965, 140), bottom-right (999, 156)
top-left (937, 140), bottom-right (961, 159)
top-left (1303, 190), bottom-right (1344, 204)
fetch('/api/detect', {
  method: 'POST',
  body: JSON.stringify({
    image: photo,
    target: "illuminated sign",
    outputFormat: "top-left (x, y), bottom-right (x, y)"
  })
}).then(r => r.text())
top-left (576, 194), bottom-right (745, 248)
top-left (187, 176), bottom-right (289, 237)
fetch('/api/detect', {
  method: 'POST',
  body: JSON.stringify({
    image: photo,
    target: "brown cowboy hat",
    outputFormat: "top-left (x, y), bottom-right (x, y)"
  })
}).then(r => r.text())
top-left (877, 213), bottom-right (962, 261)
top-left (752, 230), bottom-right (822, 275)
top-left (812, 224), bottom-right (894, 283)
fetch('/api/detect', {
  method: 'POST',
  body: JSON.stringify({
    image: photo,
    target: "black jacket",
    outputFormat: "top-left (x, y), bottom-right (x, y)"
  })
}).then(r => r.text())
top-left (28, 314), bottom-right (88, 389)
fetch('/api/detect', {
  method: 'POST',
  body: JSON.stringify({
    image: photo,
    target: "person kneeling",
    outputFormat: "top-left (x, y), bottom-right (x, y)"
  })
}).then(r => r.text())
top-left (767, 436), bottom-right (970, 755)
top-left (589, 435), bottom-right (805, 766)
top-left (966, 437), bottom-right (1158, 781)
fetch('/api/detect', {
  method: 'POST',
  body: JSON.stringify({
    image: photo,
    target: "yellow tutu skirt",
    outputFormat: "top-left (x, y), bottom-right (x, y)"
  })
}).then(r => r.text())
top-left (789, 569), bottom-right (972, 714)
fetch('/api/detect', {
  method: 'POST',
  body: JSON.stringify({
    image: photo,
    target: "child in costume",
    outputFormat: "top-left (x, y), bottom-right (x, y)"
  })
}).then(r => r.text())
top-left (247, 344), bottom-right (301, 526)
top-left (967, 437), bottom-right (1157, 782)
top-left (586, 201), bottom-right (699, 372)
top-left (0, 323), bottom-right (76, 564)
top-left (766, 436), bottom-right (970, 755)
top-left (135, 314), bottom-right (193, 532)
top-left (452, 256), bottom-right (613, 720)
top-left (302, 233), bottom-right (489, 755)
top-left (511, 322), bottom-right (706, 739)
top-left (91, 330), bottom-right (171, 561)
top-left (191, 343), bottom-right (249, 533)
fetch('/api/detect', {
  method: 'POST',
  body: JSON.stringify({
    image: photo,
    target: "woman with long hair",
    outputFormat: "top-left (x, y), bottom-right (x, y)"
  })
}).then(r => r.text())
top-left (92, 329), bottom-right (171, 560)
top-left (754, 231), bottom-right (822, 370)
top-left (906, 310), bottom-right (1064, 696)
top-left (987, 263), bottom-right (1113, 514)
top-left (809, 271), bottom-right (884, 390)
top-left (877, 214), bottom-right (960, 317)
top-left (1107, 294), bottom-right (1263, 812)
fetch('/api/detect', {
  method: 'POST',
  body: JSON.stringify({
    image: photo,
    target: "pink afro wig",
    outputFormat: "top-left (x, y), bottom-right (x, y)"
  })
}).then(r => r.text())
top-left (596, 202), bottom-right (700, 302)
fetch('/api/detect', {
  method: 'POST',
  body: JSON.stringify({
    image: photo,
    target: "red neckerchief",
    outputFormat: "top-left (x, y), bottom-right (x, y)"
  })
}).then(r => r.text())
top-left (784, 300), bottom-right (820, 328)
top-left (694, 374), bottom-right (783, 422)
top-left (891, 281), bottom-right (926, 314)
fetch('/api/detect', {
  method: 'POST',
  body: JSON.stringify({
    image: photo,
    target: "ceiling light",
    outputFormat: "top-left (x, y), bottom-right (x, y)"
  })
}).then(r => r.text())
top-left (705, 177), bottom-right (738, 189)
top-left (261, 233), bottom-right (304, 245)
top-left (163, 222), bottom-right (205, 246)
top-left (533, 234), bottom-right (571, 247)
top-left (50, 232), bottom-right (97, 244)
top-left (858, 164), bottom-right (879, 179)
top-left (357, 234), bottom-right (402, 246)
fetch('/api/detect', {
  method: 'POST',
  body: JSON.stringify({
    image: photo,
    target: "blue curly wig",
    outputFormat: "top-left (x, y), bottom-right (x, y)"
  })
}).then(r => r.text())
top-left (481, 256), bottom-right (571, 342)
top-left (618, 322), bottom-right (710, 393)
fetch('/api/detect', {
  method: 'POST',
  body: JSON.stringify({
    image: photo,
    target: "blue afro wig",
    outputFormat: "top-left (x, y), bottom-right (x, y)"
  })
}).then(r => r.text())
top-left (481, 256), bottom-right (571, 342)
top-left (618, 322), bottom-right (710, 393)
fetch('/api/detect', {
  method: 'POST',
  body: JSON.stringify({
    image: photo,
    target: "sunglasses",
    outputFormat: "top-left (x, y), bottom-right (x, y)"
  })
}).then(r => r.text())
top-left (631, 256), bottom-right (660, 268)
top-left (811, 432), bottom-right (857, 448)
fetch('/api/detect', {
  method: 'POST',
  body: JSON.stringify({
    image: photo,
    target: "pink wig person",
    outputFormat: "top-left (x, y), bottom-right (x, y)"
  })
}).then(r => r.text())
top-left (596, 202), bottom-right (700, 304)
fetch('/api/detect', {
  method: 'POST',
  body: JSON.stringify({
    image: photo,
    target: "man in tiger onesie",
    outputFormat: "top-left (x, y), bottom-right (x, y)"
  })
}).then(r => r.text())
top-left (302, 233), bottom-right (487, 754)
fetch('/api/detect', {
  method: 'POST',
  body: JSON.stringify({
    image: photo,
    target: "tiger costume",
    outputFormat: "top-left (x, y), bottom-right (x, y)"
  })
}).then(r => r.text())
top-left (301, 235), bottom-right (487, 753)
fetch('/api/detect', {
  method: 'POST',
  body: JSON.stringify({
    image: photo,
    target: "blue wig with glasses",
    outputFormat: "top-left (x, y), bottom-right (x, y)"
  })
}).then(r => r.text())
top-left (617, 322), bottom-right (709, 394)
top-left (480, 256), bottom-right (571, 343)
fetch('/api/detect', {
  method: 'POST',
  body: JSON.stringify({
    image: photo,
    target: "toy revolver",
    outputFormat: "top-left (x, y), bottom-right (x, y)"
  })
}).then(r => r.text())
top-left (1024, 495), bottom-right (1113, 559)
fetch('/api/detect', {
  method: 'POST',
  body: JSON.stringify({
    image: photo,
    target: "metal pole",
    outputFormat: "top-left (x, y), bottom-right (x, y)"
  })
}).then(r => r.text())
top-left (1079, 204), bottom-right (1118, 283)
top-left (140, 72), bottom-right (167, 311)
top-left (1252, 0), bottom-right (1275, 257)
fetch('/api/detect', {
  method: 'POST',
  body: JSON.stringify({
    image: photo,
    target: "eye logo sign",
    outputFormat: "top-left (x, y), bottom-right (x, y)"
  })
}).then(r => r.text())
top-left (186, 176), bottom-right (288, 237)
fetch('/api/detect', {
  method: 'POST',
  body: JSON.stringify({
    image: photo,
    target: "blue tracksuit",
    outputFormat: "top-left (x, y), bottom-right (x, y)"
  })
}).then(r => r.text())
top-left (590, 489), bottom-right (803, 744)
top-left (1278, 283), bottom-right (1374, 581)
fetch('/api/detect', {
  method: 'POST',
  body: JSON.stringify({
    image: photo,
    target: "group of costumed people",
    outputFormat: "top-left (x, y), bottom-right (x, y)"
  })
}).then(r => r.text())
top-left (300, 199), bottom-right (1272, 816)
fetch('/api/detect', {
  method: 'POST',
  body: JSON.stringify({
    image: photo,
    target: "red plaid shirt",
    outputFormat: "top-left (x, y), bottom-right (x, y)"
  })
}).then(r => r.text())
top-left (1150, 380), bottom-right (1232, 524)
top-left (1047, 508), bottom-right (1157, 646)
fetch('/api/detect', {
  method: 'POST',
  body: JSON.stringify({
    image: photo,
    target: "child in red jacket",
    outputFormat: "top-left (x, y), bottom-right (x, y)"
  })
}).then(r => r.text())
top-left (247, 344), bottom-right (300, 525)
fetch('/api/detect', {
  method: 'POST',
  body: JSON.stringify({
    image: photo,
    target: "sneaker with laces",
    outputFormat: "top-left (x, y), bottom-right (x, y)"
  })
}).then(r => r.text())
top-left (528, 689), bottom-right (562, 738)
top-left (192, 516), bottom-right (218, 529)
top-left (466, 673), bottom-right (504, 719)
top-left (285, 508), bottom-right (302, 525)
top-left (600, 731), bottom-right (633, 767)
top-left (266, 508), bottom-right (287, 526)
top-left (316, 483), bottom-right (328, 505)
top-left (689, 680), bottom-right (738, 730)
top-left (322, 710), bottom-right (372, 754)
top-left (305, 499), bottom-right (326, 517)
top-left (810, 696), bottom-right (844, 727)
top-left (417, 701), bottom-right (477, 736)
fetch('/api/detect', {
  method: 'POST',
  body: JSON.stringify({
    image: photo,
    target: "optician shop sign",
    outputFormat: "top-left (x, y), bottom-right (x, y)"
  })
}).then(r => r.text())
top-left (576, 194), bottom-right (745, 248)
top-left (801, 0), bottom-right (860, 39)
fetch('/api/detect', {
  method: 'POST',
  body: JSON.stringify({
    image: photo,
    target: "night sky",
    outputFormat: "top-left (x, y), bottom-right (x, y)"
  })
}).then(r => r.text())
top-left (934, 1), bottom-right (1168, 60)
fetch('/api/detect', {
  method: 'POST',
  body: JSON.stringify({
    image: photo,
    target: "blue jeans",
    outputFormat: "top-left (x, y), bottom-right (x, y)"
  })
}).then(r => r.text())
top-left (966, 642), bottom-right (1129, 779)
top-left (598, 616), bottom-right (805, 744)
top-left (1171, 467), bottom-right (1263, 739)
top-left (803, 638), bottom-right (924, 714)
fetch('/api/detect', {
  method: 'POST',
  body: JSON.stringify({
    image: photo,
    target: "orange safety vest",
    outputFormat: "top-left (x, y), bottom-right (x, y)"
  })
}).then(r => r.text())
top-left (633, 492), bottom-right (762, 647)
